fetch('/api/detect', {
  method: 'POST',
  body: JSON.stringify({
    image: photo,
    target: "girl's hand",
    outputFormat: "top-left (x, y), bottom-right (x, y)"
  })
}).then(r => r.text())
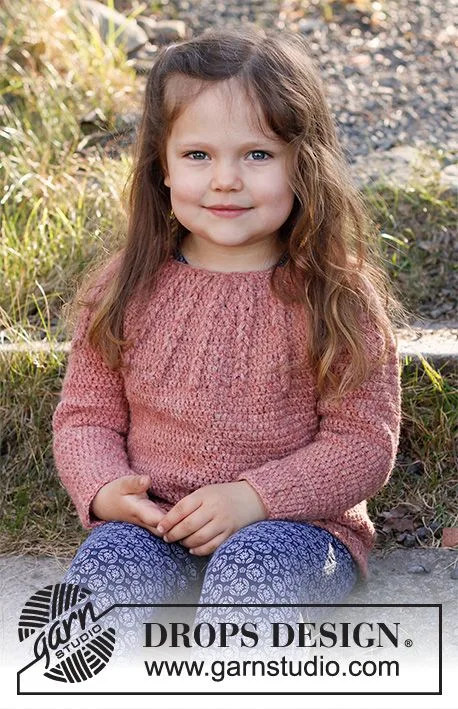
top-left (90, 474), bottom-right (167, 537)
top-left (156, 481), bottom-right (267, 556)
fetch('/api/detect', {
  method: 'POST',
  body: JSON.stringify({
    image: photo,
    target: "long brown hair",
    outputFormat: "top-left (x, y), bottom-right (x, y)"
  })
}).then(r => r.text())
top-left (69, 24), bottom-right (411, 404)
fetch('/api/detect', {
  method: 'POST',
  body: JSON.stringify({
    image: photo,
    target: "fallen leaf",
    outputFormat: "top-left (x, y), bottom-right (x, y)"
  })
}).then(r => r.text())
top-left (441, 528), bottom-right (458, 548)
top-left (380, 503), bottom-right (419, 533)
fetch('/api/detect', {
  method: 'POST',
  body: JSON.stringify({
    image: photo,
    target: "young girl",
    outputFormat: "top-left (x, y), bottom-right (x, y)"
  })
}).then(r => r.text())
top-left (53, 24), bottom-right (407, 659)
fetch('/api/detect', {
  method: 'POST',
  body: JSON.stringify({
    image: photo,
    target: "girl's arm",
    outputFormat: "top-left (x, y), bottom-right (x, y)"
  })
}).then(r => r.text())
top-left (236, 313), bottom-right (402, 521)
top-left (52, 295), bottom-right (133, 529)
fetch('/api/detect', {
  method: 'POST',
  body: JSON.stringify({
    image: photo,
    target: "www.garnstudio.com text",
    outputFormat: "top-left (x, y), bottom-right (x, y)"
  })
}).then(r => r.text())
top-left (142, 655), bottom-right (400, 682)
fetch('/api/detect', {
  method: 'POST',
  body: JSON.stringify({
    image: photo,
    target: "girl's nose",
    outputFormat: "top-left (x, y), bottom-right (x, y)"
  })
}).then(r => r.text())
top-left (210, 162), bottom-right (243, 190)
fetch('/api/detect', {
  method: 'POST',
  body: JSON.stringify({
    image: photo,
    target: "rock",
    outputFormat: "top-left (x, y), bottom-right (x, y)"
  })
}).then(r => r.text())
top-left (127, 41), bottom-right (159, 62)
top-left (350, 145), bottom-right (442, 190)
top-left (439, 163), bottom-right (458, 198)
top-left (429, 303), bottom-right (457, 318)
top-left (127, 42), bottom-right (160, 75)
top-left (76, 0), bottom-right (148, 54)
top-left (298, 18), bottom-right (327, 35)
top-left (136, 18), bottom-right (189, 46)
top-left (450, 567), bottom-right (458, 580)
top-left (79, 107), bottom-right (109, 134)
top-left (135, 15), bottom-right (159, 40)
top-left (415, 526), bottom-right (431, 540)
top-left (114, 112), bottom-right (141, 133)
top-left (402, 534), bottom-right (416, 548)
top-left (407, 563), bottom-right (431, 574)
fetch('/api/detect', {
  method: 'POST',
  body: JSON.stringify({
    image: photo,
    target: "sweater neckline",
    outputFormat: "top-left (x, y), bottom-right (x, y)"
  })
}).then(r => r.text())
top-left (171, 247), bottom-right (289, 276)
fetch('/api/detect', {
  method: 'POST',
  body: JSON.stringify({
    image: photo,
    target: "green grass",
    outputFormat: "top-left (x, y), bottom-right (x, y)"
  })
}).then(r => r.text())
top-left (1, 0), bottom-right (138, 340)
top-left (370, 358), bottom-right (457, 553)
top-left (363, 172), bottom-right (457, 323)
top-left (1, 0), bottom-right (456, 556)
top-left (0, 348), bottom-right (84, 555)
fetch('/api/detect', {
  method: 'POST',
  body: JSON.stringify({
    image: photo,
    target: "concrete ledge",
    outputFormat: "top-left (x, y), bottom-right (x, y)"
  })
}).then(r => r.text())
top-left (0, 341), bottom-right (71, 353)
top-left (397, 320), bottom-right (458, 360)
top-left (1, 322), bottom-right (457, 363)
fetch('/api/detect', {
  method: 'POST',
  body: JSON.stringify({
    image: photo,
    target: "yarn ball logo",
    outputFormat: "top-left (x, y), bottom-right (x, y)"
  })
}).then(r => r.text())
top-left (18, 583), bottom-right (116, 683)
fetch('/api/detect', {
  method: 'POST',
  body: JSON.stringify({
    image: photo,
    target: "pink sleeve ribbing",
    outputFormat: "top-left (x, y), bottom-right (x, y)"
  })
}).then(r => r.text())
top-left (52, 301), bottom-right (132, 529)
top-left (237, 317), bottom-right (402, 521)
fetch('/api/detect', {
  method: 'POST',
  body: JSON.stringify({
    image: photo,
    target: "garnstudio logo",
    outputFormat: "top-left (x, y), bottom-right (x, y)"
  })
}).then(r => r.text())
top-left (18, 583), bottom-right (116, 682)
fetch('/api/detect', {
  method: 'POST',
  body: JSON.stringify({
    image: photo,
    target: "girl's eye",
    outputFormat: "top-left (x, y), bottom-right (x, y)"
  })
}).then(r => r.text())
top-left (183, 150), bottom-right (272, 161)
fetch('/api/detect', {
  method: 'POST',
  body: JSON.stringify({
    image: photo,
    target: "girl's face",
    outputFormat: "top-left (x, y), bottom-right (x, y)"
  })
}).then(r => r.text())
top-left (163, 79), bottom-right (295, 268)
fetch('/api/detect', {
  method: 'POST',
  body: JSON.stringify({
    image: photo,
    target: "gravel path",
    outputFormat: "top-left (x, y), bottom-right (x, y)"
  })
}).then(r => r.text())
top-left (147, 0), bottom-right (457, 164)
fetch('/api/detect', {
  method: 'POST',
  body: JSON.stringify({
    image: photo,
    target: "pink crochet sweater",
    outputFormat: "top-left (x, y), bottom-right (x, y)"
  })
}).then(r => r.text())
top-left (52, 254), bottom-right (402, 581)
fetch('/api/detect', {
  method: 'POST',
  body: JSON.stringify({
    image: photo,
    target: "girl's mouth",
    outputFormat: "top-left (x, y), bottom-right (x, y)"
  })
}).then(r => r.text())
top-left (206, 207), bottom-right (251, 218)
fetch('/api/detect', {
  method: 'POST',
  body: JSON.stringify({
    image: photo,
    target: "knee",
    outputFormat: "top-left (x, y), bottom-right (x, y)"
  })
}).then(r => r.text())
top-left (83, 520), bottom-right (145, 543)
top-left (213, 520), bottom-right (290, 560)
top-left (62, 522), bottom-right (154, 591)
top-left (202, 521), bottom-right (281, 582)
top-left (62, 521), bottom-right (199, 605)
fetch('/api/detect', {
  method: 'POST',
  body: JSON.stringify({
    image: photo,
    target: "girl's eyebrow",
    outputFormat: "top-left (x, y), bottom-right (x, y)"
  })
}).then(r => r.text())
top-left (176, 139), bottom-right (281, 150)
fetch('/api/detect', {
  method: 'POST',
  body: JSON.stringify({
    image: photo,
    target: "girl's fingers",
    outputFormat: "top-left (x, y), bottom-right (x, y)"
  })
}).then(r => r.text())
top-left (188, 531), bottom-right (229, 556)
top-left (133, 497), bottom-right (167, 528)
top-left (137, 523), bottom-right (166, 538)
top-left (178, 520), bottom-right (225, 549)
top-left (129, 513), bottom-right (166, 538)
top-left (162, 509), bottom-right (213, 543)
top-left (157, 496), bottom-right (203, 534)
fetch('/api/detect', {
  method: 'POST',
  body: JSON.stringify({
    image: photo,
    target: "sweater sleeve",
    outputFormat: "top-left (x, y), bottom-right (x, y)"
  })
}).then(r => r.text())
top-left (52, 293), bottom-right (132, 530)
top-left (237, 312), bottom-right (402, 521)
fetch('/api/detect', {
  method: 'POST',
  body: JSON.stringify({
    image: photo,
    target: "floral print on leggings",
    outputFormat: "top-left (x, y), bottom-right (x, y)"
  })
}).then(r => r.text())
top-left (61, 519), bottom-right (358, 659)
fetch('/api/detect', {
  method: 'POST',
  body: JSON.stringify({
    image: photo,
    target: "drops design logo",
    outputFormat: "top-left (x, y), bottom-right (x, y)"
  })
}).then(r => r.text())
top-left (18, 583), bottom-right (116, 683)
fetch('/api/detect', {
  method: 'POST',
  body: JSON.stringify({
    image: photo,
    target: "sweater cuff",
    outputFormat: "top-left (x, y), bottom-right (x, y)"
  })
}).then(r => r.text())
top-left (236, 462), bottom-right (314, 521)
top-left (74, 473), bottom-right (129, 529)
top-left (237, 474), bottom-right (280, 520)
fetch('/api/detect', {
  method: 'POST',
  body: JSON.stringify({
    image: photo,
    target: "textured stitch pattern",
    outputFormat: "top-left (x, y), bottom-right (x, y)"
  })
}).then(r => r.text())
top-left (52, 253), bottom-right (402, 581)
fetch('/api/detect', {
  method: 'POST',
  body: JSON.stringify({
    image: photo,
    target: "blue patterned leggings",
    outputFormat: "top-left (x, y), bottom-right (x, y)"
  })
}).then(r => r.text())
top-left (61, 520), bottom-right (358, 658)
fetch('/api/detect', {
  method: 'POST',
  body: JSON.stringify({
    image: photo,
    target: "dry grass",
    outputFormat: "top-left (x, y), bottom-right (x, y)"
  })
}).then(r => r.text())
top-left (1, 0), bottom-right (456, 556)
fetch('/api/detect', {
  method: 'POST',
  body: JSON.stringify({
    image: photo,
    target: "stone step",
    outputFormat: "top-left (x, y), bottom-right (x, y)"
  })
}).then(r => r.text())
top-left (396, 320), bottom-right (458, 365)
top-left (1, 321), bottom-right (457, 366)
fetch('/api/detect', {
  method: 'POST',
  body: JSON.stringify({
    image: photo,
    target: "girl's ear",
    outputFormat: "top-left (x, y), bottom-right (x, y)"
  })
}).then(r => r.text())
top-left (164, 173), bottom-right (170, 188)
